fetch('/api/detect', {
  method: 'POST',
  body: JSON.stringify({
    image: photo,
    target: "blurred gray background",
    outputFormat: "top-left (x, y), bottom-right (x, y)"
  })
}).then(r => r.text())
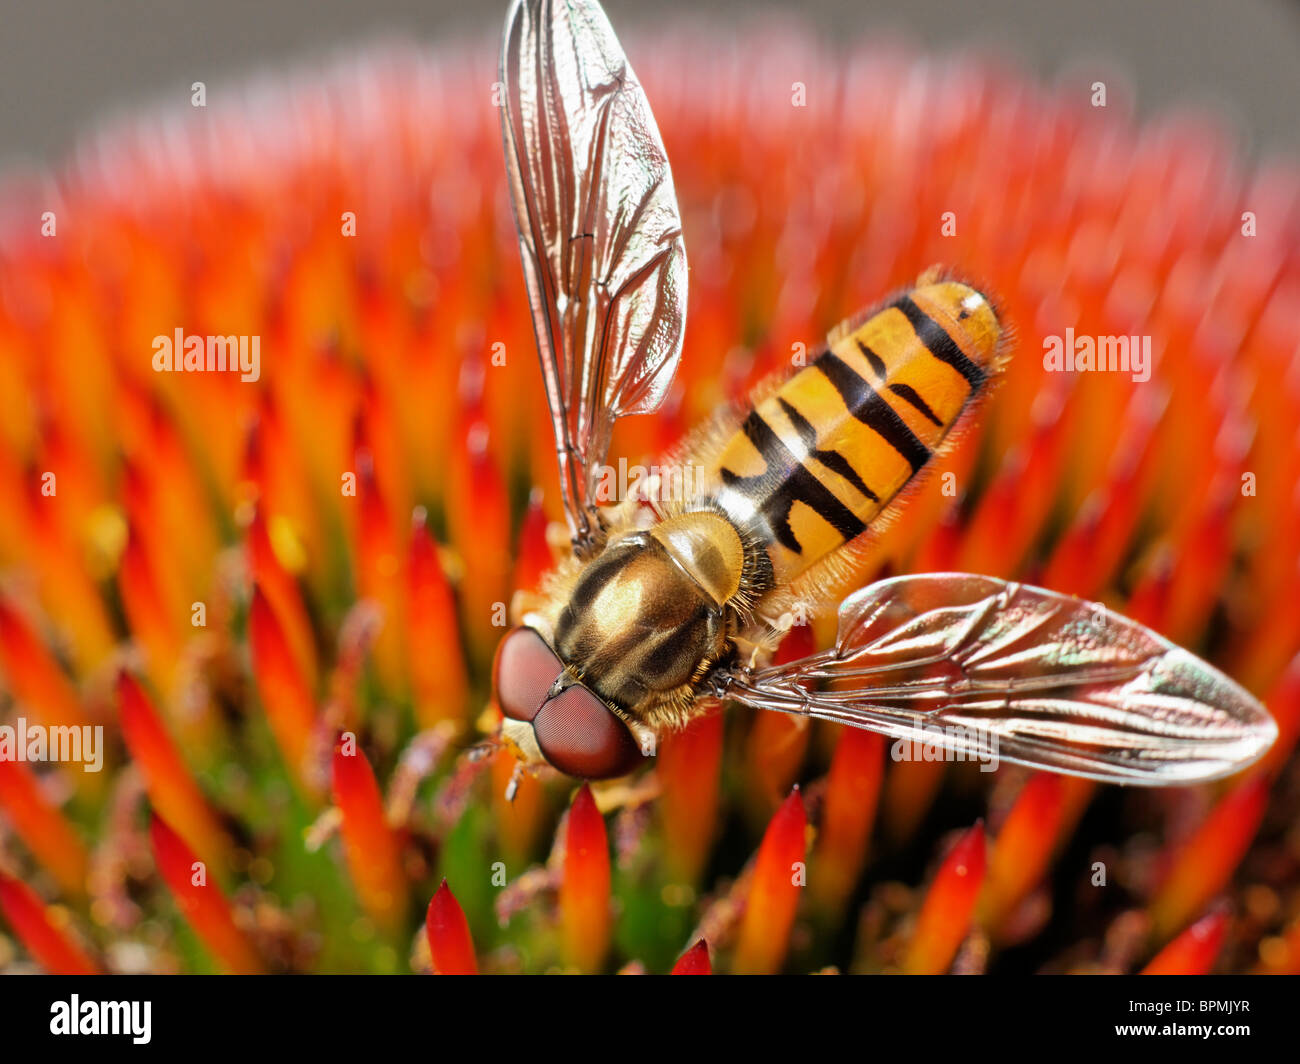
top-left (1, 0), bottom-right (1296, 171)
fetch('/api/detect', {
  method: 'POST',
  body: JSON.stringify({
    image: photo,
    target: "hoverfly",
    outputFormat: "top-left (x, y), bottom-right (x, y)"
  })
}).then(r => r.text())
top-left (490, 0), bottom-right (1277, 791)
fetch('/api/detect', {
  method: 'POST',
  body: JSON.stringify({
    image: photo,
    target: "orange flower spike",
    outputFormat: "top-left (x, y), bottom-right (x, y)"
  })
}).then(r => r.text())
top-left (671, 939), bottom-right (712, 975)
top-left (246, 504), bottom-right (317, 686)
top-left (0, 873), bottom-right (99, 975)
top-left (425, 879), bottom-right (478, 974)
top-left (882, 758), bottom-right (946, 845)
top-left (1055, 776), bottom-right (1098, 853)
top-left (979, 774), bottom-right (1067, 937)
top-left (243, 393), bottom-right (321, 573)
top-left (657, 706), bottom-right (724, 883)
top-left (0, 596), bottom-right (88, 731)
top-left (1150, 776), bottom-right (1270, 942)
top-left (732, 786), bottom-right (807, 975)
top-left (247, 584), bottom-right (319, 794)
top-left (0, 760), bottom-right (89, 898)
top-left (120, 457), bottom-right (192, 632)
top-left (354, 452), bottom-right (407, 695)
top-left (812, 727), bottom-right (884, 913)
top-left (149, 408), bottom-right (221, 600)
top-left (117, 522), bottom-right (185, 693)
top-left (19, 479), bottom-right (115, 674)
top-left (560, 783), bottom-right (613, 973)
top-left (118, 672), bottom-right (232, 873)
top-left (447, 417), bottom-right (510, 670)
top-left (1142, 907), bottom-right (1229, 975)
top-left (408, 510), bottom-right (468, 731)
top-left (903, 821), bottom-right (987, 975)
top-left (331, 736), bottom-right (409, 934)
top-left (149, 815), bottom-right (263, 975)
top-left (490, 746), bottom-right (547, 865)
top-left (744, 623), bottom-right (815, 817)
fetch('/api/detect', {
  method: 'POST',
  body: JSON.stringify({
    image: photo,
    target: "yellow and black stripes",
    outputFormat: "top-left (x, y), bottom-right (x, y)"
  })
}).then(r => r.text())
top-left (711, 277), bottom-right (1003, 583)
top-left (893, 295), bottom-right (990, 389)
top-left (720, 408), bottom-right (870, 555)
top-left (814, 351), bottom-right (931, 473)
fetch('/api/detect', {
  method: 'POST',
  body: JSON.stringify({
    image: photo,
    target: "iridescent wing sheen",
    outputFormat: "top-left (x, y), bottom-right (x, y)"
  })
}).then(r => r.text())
top-left (714, 573), bottom-right (1277, 785)
top-left (500, 0), bottom-right (688, 552)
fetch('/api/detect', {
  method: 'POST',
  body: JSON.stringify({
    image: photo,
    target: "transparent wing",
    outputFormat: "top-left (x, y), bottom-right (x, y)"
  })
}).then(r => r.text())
top-left (715, 573), bottom-right (1277, 785)
top-left (500, 0), bottom-right (688, 551)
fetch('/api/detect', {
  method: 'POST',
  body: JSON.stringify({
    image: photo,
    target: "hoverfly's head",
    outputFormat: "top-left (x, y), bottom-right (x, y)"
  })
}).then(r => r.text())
top-left (492, 626), bottom-right (644, 781)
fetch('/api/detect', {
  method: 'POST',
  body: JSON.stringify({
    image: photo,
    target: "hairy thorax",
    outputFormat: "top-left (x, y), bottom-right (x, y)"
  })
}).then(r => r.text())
top-left (553, 510), bottom-right (749, 729)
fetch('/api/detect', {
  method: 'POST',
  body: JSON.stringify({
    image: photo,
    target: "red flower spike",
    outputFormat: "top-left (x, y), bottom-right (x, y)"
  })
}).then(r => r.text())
top-left (117, 520), bottom-right (189, 701)
top-left (1252, 653), bottom-right (1300, 780)
top-left (1150, 776), bottom-right (1270, 941)
top-left (408, 511), bottom-right (468, 730)
top-left (245, 504), bottom-right (317, 686)
top-left (1233, 558), bottom-right (1300, 695)
top-left (958, 442), bottom-right (1056, 580)
top-left (0, 759), bottom-right (90, 897)
top-left (671, 939), bottom-right (712, 975)
top-left (903, 821), bottom-right (987, 975)
top-left (657, 708), bottom-right (724, 883)
top-left (447, 419), bottom-right (510, 670)
top-left (812, 727), bottom-right (884, 912)
top-left (560, 784), bottom-right (612, 973)
top-left (425, 879), bottom-right (478, 974)
top-left (0, 596), bottom-right (88, 731)
top-left (511, 491), bottom-right (555, 595)
top-left (149, 815), bottom-right (262, 975)
top-left (248, 584), bottom-right (319, 793)
top-left (0, 873), bottom-right (99, 974)
top-left (118, 671), bottom-right (232, 872)
top-left (119, 458), bottom-right (192, 636)
top-left (980, 774), bottom-right (1067, 937)
top-left (1142, 906), bottom-right (1229, 975)
top-left (331, 738), bottom-right (408, 933)
top-left (733, 786), bottom-right (807, 975)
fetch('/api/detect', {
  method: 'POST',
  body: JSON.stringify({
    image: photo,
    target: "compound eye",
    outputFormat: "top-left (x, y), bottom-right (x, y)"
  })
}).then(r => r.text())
top-left (493, 627), bottom-right (562, 723)
top-left (533, 684), bottom-right (644, 780)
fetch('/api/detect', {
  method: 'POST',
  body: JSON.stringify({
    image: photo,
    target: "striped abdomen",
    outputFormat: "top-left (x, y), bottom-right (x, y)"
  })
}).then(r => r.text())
top-left (712, 277), bottom-right (1004, 584)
